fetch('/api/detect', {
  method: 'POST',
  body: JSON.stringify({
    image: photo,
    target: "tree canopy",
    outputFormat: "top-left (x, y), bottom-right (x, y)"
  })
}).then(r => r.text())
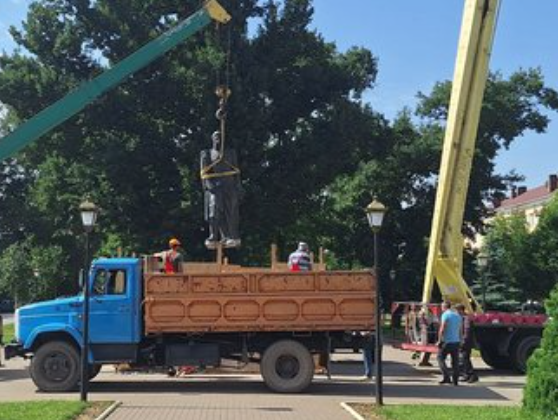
top-left (1, 0), bottom-right (557, 305)
top-left (478, 194), bottom-right (558, 308)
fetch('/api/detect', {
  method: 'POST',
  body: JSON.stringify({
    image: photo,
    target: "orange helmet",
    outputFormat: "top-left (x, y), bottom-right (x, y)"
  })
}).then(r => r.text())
top-left (169, 238), bottom-right (181, 247)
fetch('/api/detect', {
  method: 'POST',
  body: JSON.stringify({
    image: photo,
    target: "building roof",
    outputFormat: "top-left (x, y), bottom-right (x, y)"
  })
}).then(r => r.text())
top-left (497, 185), bottom-right (554, 211)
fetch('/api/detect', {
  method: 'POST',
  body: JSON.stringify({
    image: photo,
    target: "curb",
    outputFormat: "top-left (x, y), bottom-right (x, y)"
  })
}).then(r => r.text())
top-left (340, 402), bottom-right (367, 420)
top-left (94, 401), bottom-right (122, 420)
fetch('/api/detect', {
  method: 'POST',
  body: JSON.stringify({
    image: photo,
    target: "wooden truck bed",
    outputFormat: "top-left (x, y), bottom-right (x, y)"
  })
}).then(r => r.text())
top-left (143, 270), bottom-right (375, 333)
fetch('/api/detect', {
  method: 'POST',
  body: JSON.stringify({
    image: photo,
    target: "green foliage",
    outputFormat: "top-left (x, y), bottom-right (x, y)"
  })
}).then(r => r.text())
top-left (0, 0), bottom-right (383, 279)
top-left (3, 323), bottom-right (15, 343)
top-left (476, 215), bottom-right (530, 308)
top-left (350, 403), bottom-right (536, 420)
top-left (523, 284), bottom-right (558, 418)
top-left (0, 401), bottom-right (88, 420)
top-left (0, 238), bottom-right (69, 306)
top-left (479, 194), bottom-right (558, 306)
top-left (319, 70), bottom-right (558, 301)
top-left (0, 242), bottom-right (34, 306)
top-left (529, 195), bottom-right (558, 295)
top-left (0, 0), bottom-right (557, 309)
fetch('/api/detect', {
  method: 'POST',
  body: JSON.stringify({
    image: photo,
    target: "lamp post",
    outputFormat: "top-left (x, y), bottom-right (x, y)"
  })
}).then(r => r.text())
top-left (477, 251), bottom-right (489, 310)
top-left (365, 197), bottom-right (387, 406)
top-left (79, 199), bottom-right (99, 402)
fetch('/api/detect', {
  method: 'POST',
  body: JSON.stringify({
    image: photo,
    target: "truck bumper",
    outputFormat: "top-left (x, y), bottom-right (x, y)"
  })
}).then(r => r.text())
top-left (4, 342), bottom-right (26, 360)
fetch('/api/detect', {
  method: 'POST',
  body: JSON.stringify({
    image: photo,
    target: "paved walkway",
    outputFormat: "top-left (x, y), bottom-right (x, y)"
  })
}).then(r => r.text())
top-left (0, 346), bottom-right (526, 420)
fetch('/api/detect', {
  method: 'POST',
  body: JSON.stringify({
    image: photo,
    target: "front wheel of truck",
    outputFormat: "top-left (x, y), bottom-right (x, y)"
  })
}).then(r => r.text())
top-left (30, 341), bottom-right (80, 392)
top-left (261, 340), bottom-right (314, 393)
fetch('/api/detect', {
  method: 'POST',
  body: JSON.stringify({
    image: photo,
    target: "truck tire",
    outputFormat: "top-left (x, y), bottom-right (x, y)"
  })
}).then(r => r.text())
top-left (261, 340), bottom-right (314, 393)
top-left (30, 341), bottom-right (80, 392)
top-left (89, 364), bottom-right (102, 380)
top-left (480, 346), bottom-right (512, 370)
top-left (511, 336), bottom-right (540, 374)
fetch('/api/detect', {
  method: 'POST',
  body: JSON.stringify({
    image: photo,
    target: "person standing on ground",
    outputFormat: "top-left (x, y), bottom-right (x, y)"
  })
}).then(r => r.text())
top-left (154, 238), bottom-right (184, 274)
top-left (361, 331), bottom-right (375, 380)
top-left (288, 242), bottom-right (313, 272)
top-left (456, 303), bottom-right (479, 383)
top-left (436, 301), bottom-right (462, 385)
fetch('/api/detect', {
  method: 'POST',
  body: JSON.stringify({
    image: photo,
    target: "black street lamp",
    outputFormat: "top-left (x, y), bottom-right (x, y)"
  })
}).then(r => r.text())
top-left (79, 199), bottom-right (99, 402)
top-left (477, 251), bottom-right (489, 310)
top-left (365, 197), bottom-right (387, 406)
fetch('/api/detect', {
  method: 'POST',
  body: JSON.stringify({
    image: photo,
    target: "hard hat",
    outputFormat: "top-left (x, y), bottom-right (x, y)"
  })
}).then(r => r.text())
top-left (169, 238), bottom-right (181, 247)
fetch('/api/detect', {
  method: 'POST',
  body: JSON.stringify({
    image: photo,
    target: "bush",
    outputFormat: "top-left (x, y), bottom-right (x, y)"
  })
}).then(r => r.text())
top-left (523, 284), bottom-right (558, 418)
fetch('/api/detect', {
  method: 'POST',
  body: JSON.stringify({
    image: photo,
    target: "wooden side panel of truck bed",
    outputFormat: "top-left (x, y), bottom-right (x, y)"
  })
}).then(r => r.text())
top-left (144, 271), bottom-right (375, 333)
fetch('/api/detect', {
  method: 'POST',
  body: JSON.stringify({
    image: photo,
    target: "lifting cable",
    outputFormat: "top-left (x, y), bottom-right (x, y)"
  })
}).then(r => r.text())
top-left (200, 19), bottom-right (240, 180)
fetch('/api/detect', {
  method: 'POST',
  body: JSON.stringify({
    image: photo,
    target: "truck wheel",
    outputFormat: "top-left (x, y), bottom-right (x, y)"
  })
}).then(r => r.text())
top-left (511, 336), bottom-right (540, 374)
top-left (30, 341), bottom-right (80, 392)
top-left (480, 346), bottom-right (512, 370)
top-left (89, 364), bottom-right (102, 380)
top-left (261, 340), bottom-right (314, 393)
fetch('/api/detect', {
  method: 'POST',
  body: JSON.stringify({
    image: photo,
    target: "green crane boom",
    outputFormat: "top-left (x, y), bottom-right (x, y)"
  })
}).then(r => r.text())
top-left (0, 0), bottom-right (230, 161)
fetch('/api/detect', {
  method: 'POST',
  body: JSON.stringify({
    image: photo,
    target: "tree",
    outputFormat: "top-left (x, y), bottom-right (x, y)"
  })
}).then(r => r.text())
top-left (0, 242), bottom-right (34, 307)
top-left (523, 283), bottom-right (558, 418)
top-left (319, 70), bottom-right (558, 302)
top-left (529, 194), bottom-right (558, 297)
top-left (476, 194), bottom-right (558, 307)
top-left (0, 0), bottom-right (383, 298)
top-left (1, 1), bottom-right (557, 308)
top-left (0, 238), bottom-right (69, 306)
top-left (476, 215), bottom-right (531, 308)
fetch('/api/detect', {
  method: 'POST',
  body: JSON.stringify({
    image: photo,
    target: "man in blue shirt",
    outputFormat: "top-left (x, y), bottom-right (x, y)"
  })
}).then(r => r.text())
top-left (436, 301), bottom-right (462, 385)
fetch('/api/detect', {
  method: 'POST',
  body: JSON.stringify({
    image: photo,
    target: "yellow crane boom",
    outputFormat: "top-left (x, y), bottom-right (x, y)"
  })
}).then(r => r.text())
top-left (423, 0), bottom-right (500, 313)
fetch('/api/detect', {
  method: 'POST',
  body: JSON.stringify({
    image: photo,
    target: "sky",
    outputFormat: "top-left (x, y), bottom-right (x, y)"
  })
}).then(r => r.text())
top-left (1, 0), bottom-right (557, 189)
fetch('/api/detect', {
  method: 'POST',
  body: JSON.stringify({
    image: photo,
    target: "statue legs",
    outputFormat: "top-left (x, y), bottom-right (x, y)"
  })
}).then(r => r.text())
top-left (204, 188), bottom-right (240, 249)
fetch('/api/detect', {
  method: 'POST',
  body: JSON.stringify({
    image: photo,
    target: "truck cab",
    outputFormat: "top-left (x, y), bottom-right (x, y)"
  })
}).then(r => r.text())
top-left (6, 258), bottom-right (142, 390)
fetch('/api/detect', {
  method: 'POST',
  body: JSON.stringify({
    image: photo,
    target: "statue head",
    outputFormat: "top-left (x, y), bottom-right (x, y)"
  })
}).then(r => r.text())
top-left (212, 131), bottom-right (221, 150)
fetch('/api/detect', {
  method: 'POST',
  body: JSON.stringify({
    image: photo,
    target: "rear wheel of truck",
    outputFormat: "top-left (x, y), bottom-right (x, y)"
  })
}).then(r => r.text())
top-left (89, 364), bottom-right (102, 380)
top-left (261, 340), bottom-right (314, 393)
top-left (30, 341), bottom-right (80, 392)
top-left (510, 335), bottom-right (540, 373)
top-left (480, 346), bottom-right (512, 370)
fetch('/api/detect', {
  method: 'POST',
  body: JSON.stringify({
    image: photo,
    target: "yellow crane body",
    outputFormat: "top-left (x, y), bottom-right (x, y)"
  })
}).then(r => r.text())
top-left (423, 0), bottom-right (500, 313)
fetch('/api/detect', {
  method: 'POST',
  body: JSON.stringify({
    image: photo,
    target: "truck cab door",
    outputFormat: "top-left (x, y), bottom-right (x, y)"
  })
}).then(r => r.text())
top-left (88, 267), bottom-right (138, 361)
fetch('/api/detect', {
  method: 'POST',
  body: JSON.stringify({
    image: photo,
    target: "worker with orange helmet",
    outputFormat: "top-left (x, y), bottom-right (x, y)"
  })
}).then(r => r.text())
top-left (155, 238), bottom-right (184, 274)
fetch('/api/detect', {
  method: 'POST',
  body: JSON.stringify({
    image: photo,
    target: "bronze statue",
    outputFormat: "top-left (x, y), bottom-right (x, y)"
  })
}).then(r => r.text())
top-left (200, 131), bottom-right (241, 249)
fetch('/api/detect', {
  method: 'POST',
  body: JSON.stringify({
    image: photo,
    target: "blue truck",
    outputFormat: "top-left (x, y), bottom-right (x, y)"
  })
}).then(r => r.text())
top-left (5, 257), bottom-right (375, 393)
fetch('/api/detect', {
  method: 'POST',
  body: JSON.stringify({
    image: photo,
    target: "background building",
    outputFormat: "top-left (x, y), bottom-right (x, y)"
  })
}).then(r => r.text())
top-left (494, 174), bottom-right (558, 231)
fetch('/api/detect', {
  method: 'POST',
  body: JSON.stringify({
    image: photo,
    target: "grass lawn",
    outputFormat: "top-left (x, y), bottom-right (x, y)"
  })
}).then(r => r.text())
top-left (349, 404), bottom-right (539, 420)
top-left (0, 401), bottom-right (111, 420)
top-left (3, 323), bottom-right (14, 343)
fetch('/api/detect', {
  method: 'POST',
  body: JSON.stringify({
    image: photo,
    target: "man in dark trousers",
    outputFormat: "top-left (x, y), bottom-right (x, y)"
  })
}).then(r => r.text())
top-left (200, 131), bottom-right (241, 249)
top-left (436, 301), bottom-right (462, 385)
top-left (456, 303), bottom-right (479, 383)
